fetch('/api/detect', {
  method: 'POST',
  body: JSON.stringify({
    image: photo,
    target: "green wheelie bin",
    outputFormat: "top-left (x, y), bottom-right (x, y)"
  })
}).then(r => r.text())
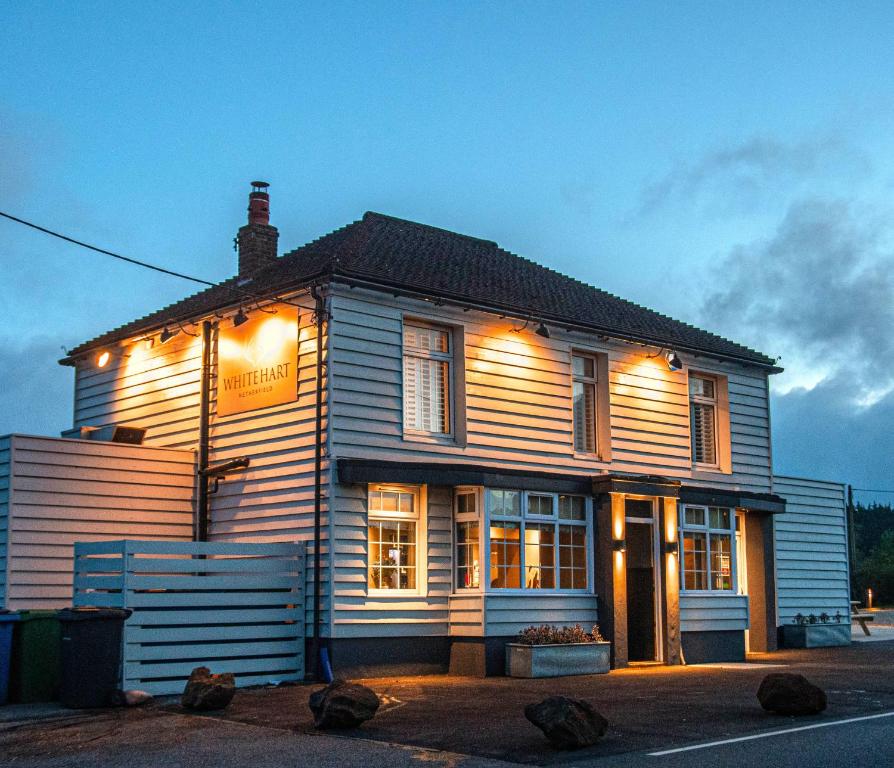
top-left (10, 610), bottom-right (62, 702)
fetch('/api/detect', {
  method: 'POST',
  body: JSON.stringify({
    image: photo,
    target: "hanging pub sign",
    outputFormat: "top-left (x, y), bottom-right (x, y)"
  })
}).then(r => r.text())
top-left (217, 304), bottom-right (300, 417)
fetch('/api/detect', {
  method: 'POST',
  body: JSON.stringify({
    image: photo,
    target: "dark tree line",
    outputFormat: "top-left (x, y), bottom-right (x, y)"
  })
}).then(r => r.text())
top-left (852, 502), bottom-right (894, 605)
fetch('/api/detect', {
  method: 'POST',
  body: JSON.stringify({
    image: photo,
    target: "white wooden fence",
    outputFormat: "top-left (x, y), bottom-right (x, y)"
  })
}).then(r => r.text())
top-left (73, 540), bottom-right (305, 695)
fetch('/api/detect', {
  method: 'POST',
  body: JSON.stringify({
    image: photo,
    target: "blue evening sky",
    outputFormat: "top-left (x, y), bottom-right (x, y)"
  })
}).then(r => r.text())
top-left (1, 3), bottom-right (892, 500)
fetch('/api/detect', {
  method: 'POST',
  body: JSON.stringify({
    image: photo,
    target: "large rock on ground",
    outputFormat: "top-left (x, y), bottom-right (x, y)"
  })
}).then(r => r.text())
top-left (181, 666), bottom-right (236, 711)
top-left (757, 673), bottom-right (827, 715)
top-left (524, 696), bottom-right (608, 750)
top-left (309, 679), bottom-right (380, 729)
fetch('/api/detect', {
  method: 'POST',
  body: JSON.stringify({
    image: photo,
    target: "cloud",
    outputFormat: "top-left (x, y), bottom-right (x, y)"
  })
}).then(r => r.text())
top-left (0, 336), bottom-right (73, 437)
top-left (702, 197), bottom-right (894, 396)
top-left (772, 374), bottom-right (894, 496)
top-left (638, 136), bottom-right (867, 216)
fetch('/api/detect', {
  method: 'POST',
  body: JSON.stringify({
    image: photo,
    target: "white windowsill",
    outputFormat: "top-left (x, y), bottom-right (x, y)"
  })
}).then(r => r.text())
top-left (368, 589), bottom-right (427, 598)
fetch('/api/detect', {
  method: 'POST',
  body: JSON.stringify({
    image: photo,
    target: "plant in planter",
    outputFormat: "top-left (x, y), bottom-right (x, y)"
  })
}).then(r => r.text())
top-left (781, 611), bottom-right (851, 648)
top-left (506, 624), bottom-right (611, 678)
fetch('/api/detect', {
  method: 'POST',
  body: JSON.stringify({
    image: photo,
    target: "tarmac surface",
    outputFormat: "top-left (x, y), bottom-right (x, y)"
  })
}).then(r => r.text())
top-left (2, 637), bottom-right (893, 767)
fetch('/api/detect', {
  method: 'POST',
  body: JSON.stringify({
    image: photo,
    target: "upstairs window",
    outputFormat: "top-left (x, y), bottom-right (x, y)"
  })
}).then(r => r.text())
top-left (681, 505), bottom-right (734, 591)
top-left (572, 353), bottom-right (598, 454)
top-left (689, 374), bottom-right (717, 466)
top-left (403, 321), bottom-right (452, 436)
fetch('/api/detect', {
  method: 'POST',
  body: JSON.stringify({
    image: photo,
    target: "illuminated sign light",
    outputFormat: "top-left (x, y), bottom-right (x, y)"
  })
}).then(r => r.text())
top-left (217, 304), bottom-right (300, 417)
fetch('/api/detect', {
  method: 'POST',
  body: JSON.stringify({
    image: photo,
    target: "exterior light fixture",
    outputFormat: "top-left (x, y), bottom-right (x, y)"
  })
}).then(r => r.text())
top-left (159, 326), bottom-right (179, 344)
top-left (663, 540), bottom-right (679, 555)
top-left (535, 321), bottom-right (550, 339)
top-left (96, 351), bottom-right (111, 368)
top-left (665, 350), bottom-right (683, 371)
top-left (612, 539), bottom-right (627, 553)
top-left (233, 307), bottom-right (249, 327)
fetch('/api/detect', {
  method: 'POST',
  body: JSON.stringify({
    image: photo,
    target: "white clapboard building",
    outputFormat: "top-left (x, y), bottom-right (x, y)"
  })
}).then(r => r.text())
top-left (0, 183), bottom-right (851, 676)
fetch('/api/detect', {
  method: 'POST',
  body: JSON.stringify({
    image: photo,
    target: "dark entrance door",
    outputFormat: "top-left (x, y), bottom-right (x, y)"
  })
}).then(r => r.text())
top-left (626, 519), bottom-right (657, 661)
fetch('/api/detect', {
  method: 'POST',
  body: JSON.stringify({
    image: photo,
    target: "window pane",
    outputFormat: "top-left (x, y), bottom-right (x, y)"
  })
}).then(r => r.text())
top-left (683, 531), bottom-right (707, 590)
top-left (456, 491), bottom-right (476, 515)
top-left (456, 521), bottom-right (481, 589)
top-left (711, 534), bottom-right (732, 590)
top-left (369, 519), bottom-right (417, 590)
top-left (572, 354), bottom-right (595, 379)
top-left (404, 356), bottom-right (450, 433)
top-left (489, 522), bottom-right (521, 588)
top-left (684, 507), bottom-right (705, 527)
top-left (404, 324), bottom-right (449, 354)
top-left (488, 489), bottom-right (520, 517)
top-left (527, 494), bottom-right (554, 517)
top-left (573, 380), bottom-right (597, 453)
top-left (559, 495), bottom-right (586, 520)
top-left (558, 524), bottom-right (587, 589)
top-left (709, 507), bottom-right (731, 530)
top-left (689, 375), bottom-right (715, 399)
top-left (690, 402), bottom-right (717, 464)
top-left (524, 523), bottom-right (555, 589)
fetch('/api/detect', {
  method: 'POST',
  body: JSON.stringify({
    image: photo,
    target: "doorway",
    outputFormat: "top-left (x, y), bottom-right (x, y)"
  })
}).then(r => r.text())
top-left (625, 499), bottom-right (660, 662)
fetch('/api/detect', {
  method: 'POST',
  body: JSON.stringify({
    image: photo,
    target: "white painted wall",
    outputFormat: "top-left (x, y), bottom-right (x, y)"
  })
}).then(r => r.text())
top-left (0, 434), bottom-right (195, 609)
top-left (773, 475), bottom-right (850, 626)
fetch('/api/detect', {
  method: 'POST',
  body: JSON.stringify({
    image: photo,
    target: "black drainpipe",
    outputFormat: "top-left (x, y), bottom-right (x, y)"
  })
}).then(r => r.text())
top-left (196, 320), bottom-right (213, 542)
top-left (310, 285), bottom-right (326, 678)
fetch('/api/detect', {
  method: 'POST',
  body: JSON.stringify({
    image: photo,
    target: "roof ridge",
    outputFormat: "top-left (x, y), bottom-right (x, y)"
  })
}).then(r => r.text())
top-left (363, 211), bottom-right (499, 248)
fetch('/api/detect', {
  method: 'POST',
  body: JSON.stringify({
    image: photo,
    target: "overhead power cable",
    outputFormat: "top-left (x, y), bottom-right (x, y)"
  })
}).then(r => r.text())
top-left (0, 209), bottom-right (307, 311)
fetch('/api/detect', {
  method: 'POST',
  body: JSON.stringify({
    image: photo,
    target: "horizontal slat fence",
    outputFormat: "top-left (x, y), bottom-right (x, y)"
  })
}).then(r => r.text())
top-left (73, 540), bottom-right (305, 695)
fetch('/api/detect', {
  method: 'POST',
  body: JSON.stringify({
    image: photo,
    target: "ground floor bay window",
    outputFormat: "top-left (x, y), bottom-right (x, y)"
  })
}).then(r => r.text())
top-left (680, 505), bottom-right (735, 592)
top-left (453, 487), bottom-right (592, 594)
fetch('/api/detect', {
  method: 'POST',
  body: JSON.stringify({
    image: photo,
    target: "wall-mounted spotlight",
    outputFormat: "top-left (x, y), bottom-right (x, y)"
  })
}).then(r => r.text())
top-left (665, 350), bottom-right (683, 371)
top-left (233, 307), bottom-right (249, 327)
top-left (159, 326), bottom-right (179, 344)
top-left (612, 539), bottom-right (627, 553)
top-left (663, 540), bottom-right (680, 555)
top-left (535, 321), bottom-right (550, 339)
top-left (96, 351), bottom-right (111, 368)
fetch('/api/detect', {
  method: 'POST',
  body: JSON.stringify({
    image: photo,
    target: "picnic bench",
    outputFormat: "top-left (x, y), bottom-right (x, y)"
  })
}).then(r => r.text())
top-left (851, 600), bottom-right (874, 636)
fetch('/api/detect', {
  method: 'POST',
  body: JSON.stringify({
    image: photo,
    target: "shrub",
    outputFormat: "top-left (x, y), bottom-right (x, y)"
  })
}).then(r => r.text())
top-left (515, 624), bottom-right (605, 645)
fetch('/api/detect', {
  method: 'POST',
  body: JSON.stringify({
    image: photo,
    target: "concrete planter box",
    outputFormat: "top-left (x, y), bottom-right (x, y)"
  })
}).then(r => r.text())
top-left (780, 623), bottom-right (851, 648)
top-left (506, 642), bottom-right (611, 678)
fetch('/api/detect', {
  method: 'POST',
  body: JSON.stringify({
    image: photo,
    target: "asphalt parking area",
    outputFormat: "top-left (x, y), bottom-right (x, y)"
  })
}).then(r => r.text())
top-left (197, 641), bottom-right (894, 765)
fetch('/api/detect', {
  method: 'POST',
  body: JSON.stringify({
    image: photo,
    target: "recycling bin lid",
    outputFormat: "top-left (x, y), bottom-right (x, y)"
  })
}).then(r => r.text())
top-left (57, 608), bottom-right (132, 621)
top-left (14, 610), bottom-right (59, 622)
top-left (0, 611), bottom-right (20, 623)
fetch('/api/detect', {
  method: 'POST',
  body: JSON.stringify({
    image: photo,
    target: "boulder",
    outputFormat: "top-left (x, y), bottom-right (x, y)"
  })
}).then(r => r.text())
top-left (524, 696), bottom-right (608, 750)
top-left (757, 673), bottom-right (827, 715)
top-left (308, 679), bottom-right (380, 729)
top-left (181, 666), bottom-right (236, 711)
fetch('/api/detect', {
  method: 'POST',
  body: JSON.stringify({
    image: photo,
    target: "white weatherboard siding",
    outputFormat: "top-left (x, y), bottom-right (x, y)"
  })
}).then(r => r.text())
top-left (485, 594), bottom-right (599, 637)
top-left (0, 436), bottom-right (10, 607)
top-left (0, 434), bottom-right (195, 609)
top-left (329, 287), bottom-right (772, 493)
top-left (772, 475), bottom-right (850, 626)
top-left (70, 295), bottom-right (332, 633)
top-left (680, 594), bottom-right (749, 633)
top-left (331, 483), bottom-right (452, 638)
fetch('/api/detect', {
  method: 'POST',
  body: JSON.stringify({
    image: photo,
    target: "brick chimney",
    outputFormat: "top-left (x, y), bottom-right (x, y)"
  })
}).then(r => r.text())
top-left (236, 181), bottom-right (278, 277)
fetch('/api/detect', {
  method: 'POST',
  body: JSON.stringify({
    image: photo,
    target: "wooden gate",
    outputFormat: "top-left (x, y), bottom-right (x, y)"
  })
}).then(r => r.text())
top-left (73, 540), bottom-right (305, 695)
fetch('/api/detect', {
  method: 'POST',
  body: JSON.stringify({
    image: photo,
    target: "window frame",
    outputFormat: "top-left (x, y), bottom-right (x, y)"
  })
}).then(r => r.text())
top-left (679, 504), bottom-right (737, 594)
top-left (453, 486), bottom-right (483, 592)
top-left (482, 488), bottom-right (593, 595)
top-left (401, 319), bottom-right (454, 440)
top-left (367, 483), bottom-right (427, 597)
top-left (689, 372), bottom-right (719, 469)
top-left (571, 351), bottom-right (599, 456)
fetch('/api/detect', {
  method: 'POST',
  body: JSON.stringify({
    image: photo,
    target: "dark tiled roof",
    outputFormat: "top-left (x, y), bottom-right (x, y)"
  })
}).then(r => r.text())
top-left (65, 212), bottom-right (778, 368)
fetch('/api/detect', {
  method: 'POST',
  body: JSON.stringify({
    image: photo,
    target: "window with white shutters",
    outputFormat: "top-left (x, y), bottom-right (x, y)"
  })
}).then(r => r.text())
top-left (572, 353), bottom-right (598, 454)
top-left (403, 321), bottom-right (452, 436)
top-left (689, 374), bottom-right (717, 465)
